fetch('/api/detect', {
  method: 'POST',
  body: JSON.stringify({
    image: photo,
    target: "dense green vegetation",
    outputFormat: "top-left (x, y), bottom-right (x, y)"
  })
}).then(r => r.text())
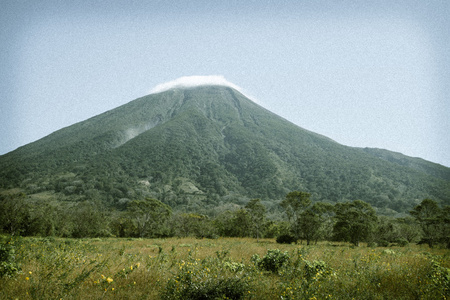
top-left (1, 191), bottom-right (449, 250)
top-left (0, 86), bottom-right (449, 216)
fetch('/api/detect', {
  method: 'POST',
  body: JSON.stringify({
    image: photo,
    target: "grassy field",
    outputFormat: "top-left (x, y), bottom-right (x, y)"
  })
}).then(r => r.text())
top-left (1, 236), bottom-right (449, 299)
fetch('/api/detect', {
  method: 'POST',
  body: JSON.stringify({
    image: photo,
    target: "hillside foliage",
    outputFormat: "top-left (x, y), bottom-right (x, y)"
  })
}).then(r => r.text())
top-left (0, 86), bottom-right (449, 216)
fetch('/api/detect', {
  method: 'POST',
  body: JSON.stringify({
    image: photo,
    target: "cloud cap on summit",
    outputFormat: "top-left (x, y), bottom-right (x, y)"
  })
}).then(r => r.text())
top-left (150, 75), bottom-right (247, 95)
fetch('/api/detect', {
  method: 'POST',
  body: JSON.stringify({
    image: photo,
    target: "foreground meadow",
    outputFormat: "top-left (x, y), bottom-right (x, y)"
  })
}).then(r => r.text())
top-left (1, 236), bottom-right (449, 299)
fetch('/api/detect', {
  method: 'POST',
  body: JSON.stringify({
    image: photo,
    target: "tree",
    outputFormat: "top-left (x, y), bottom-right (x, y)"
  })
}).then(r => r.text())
top-left (110, 215), bottom-right (135, 238)
top-left (0, 193), bottom-right (30, 236)
top-left (410, 198), bottom-right (442, 248)
top-left (71, 201), bottom-right (110, 238)
top-left (299, 202), bottom-right (335, 245)
top-left (312, 202), bottom-right (335, 242)
top-left (0, 193), bottom-right (58, 237)
top-left (395, 217), bottom-right (421, 243)
top-left (440, 206), bottom-right (450, 249)
top-left (333, 200), bottom-right (378, 246)
top-left (25, 201), bottom-right (56, 237)
top-left (299, 209), bottom-right (321, 245)
top-left (231, 209), bottom-right (251, 237)
top-left (172, 213), bottom-right (217, 238)
top-left (280, 191), bottom-right (311, 240)
top-left (127, 198), bottom-right (172, 237)
top-left (374, 216), bottom-right (397, 245)
top-left (245, 199), bottom-right (266, 242)
top-left (213, 209), bottom-right (251, 237)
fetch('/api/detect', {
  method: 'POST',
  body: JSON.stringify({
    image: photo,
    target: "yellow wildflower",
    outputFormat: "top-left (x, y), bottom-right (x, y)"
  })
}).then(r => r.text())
top-left (106, 277), bottom-right (113, 284)
top-left (25, 277), bottom-right (30, 280)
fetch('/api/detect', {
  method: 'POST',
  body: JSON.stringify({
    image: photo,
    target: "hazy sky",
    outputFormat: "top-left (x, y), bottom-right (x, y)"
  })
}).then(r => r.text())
top-left (1, 0), bottom-right (449, 166)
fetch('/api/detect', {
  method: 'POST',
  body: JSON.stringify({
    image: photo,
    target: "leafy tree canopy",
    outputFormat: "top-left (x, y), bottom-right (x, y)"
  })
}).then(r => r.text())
top-left (333, 200), bottom-right (378, 246)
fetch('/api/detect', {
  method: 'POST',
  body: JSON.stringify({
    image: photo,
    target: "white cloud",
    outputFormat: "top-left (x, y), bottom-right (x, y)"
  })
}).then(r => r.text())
top-left (149, 75), bottom-right (257, 102)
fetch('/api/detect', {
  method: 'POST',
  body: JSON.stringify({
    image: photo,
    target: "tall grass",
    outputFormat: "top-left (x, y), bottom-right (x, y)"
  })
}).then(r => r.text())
top-left (0, 236), bottom-right (448, 299)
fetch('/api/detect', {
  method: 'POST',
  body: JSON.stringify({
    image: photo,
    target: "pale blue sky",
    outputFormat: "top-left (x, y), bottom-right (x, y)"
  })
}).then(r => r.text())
top-left (1, 0), bottom-right (449, 166)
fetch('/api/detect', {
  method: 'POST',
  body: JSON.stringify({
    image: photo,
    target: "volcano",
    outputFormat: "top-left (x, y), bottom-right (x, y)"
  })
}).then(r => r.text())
top-left (1, 82), bottom-right (449, 214)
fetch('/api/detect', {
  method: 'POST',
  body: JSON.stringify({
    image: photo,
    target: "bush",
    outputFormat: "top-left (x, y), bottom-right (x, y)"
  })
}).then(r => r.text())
top-left (303, 260), bottom-right (332, 281)
top-left (200, 233), bottom-right (219, 240)
top-left (367, 241), bottom-right (378, 248)
top-left (427, 257), bottom-right (450, 297)
top-left (395, 238), bottom-right (409, 247)
top-left (0, 237), bottom-right (21, 278)
top-left (252, 249), bottom-right (290, 273)
top-left (276, 234), bottom-right (297, 244)
top-left (378, 239), bottom-right (390, 247)
top-left (161, 256), bottom-right (250, 300)
top-left (163, 276), bottom-right (249, 300)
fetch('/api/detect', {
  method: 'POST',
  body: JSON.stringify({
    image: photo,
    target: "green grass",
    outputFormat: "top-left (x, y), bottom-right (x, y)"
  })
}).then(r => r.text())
top-left (1, 236), bottom-right (449, 299)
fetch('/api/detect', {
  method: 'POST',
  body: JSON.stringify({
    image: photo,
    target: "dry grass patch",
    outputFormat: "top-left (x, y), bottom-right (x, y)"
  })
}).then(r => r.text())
top-left (0, 236), bottom-right (448, 299)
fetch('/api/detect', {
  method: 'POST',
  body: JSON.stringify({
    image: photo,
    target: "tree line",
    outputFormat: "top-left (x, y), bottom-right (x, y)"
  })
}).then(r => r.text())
top-left (0, 191), bottom-right (449, 248)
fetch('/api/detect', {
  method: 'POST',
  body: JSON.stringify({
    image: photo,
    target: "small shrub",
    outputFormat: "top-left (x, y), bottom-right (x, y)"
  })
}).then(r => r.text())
top-left (252, 249), bottom-right (290, 273)
top-left (0, 238), bottom-right (21, 278)
top-left (276, 234), bottom-right (297, 244)
top-left (303, 260), bottom-right (332, 281)
top-left (382, 249), bottom-right (396, 255)
top-left (204, 233), bottom-right (219, 239)
top-left (367, 241), bottom-right (378, 248)
top-left (378, 240), bottom-right (390, 247)
top-left (163, 276), bottom-right (249, 300)
top-left (161, 256), bottom-right (250, 300)
top-left (428, 258), bottom-right (450, 297)
top-left (216, 249), bottom-right (229, 260)
top-left (223, 261), bottom-right (245, 272)
top-left (395, 238), bottom-right (409, 247)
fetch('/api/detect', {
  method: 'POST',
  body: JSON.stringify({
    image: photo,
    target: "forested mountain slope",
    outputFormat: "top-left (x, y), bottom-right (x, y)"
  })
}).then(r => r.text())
top-left (0, 86), bottom-right (448, 214)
